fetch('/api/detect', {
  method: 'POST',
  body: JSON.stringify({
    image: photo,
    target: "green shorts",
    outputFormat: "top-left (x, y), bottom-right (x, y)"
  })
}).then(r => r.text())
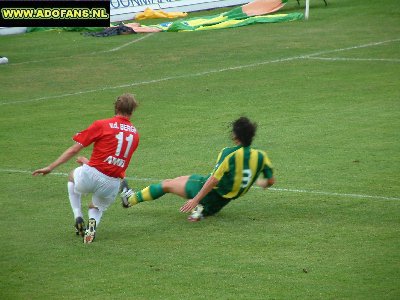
top-left (185, 174), bottom-right (231, 217)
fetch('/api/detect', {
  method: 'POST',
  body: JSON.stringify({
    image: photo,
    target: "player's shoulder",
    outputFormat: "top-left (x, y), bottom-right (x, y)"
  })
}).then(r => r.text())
top-left (222, 145), bottom-right (241, 152)
top-left (254, 148), bottom-right (268, 157)
top-left (216, 146), bottom-right (243, 163)
top-left (95, 116), bottom-right (130, 126)
top-left (93, 117), bottom-right (113, 124)
top-left (248, 145), bottom-right (267, 154)
top-left (251, 147), bottom-right (273, 166)
top-left (219, 146), bottom-right (238, 157)
top-left (250, 147), bottom-right (272, 162)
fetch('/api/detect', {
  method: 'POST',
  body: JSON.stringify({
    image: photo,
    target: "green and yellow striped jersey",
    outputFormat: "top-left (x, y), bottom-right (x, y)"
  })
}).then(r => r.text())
top-left (211, 145), bottom-right (273, 200)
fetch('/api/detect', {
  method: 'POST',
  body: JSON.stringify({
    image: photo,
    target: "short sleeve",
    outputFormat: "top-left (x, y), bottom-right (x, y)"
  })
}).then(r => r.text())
top-left (73, 120), bottom-right (102, 147)
top-left (262, 154), bottom-right (274, 179)
top-left (212, 156), bottom-right (230, 181)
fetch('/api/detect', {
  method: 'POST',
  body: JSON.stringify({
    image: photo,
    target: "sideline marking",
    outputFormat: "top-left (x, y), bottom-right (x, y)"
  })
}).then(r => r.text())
top-left (2, 168), bottom-right (399, 201)
top-left (268, 187), bottom-right (400, 201)
top-left (302, 39), bottom-right (400, 58)
top-left (9, 33), bottom-right (155, 66)
top-left (105, 33), bottom-right (155, 52)
top-left (307, 57), bottom-right (400, 62)
top-left (1, 38), bottom-right (399, 106)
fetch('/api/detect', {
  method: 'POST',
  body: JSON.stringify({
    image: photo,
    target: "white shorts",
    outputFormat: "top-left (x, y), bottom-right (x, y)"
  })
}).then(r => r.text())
top-left (73, 164), bottom-right (121, 212)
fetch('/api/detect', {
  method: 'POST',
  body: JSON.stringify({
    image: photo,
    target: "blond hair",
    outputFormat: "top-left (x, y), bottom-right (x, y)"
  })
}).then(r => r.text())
top-left (114, 93), bottom-right (138, 116)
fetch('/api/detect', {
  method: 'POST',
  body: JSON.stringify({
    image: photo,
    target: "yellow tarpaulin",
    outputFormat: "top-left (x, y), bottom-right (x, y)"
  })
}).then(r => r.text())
top-left (135, 8), bottom-right (188, 21)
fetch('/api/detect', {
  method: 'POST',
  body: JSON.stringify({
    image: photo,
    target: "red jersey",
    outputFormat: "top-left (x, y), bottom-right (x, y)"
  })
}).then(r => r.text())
top-left (73, 115), bottom-right (139, 178)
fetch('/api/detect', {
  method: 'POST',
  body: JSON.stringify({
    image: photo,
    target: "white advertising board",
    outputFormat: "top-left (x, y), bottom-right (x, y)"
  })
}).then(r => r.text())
top-left (0, 27), bottom-right (27, 35)
top-left (110, 0), bottom-right (250, 22)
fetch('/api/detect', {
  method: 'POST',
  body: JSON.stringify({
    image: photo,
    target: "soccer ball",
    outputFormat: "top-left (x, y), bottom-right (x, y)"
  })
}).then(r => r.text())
top-left (0, 57), bottom-right (8, 64)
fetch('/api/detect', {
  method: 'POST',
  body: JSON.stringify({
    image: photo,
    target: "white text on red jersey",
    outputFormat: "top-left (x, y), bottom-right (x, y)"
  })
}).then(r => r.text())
top-left (109, 122), bottom-right (137, 133)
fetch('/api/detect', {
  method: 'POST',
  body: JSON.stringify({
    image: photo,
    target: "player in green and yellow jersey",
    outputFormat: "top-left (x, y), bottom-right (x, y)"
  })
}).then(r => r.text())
top-left (120, 117), bottom-right (275, 221)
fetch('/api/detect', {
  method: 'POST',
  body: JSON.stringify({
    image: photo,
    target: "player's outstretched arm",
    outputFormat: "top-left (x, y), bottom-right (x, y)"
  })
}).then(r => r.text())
top-left (180, 176), bottom-right (220, 213)
top-left (32, 143), bottom-right (84, 176)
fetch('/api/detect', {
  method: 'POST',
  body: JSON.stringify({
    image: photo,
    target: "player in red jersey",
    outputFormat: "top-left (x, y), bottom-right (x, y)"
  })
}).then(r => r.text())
top-left (33, 94), bottom-right (139, 243)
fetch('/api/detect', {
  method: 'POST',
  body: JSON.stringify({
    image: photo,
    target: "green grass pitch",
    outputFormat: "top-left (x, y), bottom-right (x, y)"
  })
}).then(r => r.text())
top-left (0, 0), bottom-right (399, 298)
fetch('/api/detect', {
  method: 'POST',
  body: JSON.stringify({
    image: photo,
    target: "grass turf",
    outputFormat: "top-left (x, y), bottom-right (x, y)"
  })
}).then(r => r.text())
top-left (0, 0), bottom-right (399, 299)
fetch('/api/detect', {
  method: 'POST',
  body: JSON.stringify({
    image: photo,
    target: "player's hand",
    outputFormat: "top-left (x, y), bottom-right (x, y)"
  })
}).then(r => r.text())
top-left (180, 199), bottom-right (199, 213)
top-left (76, 156), bottom-right (89, 165)
top-left (32, 167), bottom-right (52, 176)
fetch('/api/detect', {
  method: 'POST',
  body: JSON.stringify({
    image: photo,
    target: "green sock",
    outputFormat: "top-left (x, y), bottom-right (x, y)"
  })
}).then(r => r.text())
top-left (128, 183), bottom-right (165, 206)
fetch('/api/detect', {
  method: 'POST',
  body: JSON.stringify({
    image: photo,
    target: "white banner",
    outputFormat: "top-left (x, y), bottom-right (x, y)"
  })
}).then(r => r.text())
top-left (0, 27), bottom-right (27, 35)
top-left (110, 0), bottom-right (250, 22)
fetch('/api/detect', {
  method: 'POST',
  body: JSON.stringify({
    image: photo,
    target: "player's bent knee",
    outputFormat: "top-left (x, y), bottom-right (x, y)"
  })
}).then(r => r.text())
top-left (162, 179), bottom-right (174, 192)
top-left (161, 176), bottom-right (189, 197)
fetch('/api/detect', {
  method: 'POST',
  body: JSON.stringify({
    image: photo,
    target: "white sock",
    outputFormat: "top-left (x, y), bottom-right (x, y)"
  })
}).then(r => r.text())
top-left (68, 182), bottom-right (82, 219)
top-left (88, 207), bottom-right (103, 227)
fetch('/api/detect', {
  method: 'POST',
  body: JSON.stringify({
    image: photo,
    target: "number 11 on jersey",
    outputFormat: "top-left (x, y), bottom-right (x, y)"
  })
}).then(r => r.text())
top-left (115, 132), bottom-right (134, 158)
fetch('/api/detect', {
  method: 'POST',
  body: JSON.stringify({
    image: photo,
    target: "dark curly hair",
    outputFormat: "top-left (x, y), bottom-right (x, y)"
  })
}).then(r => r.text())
top-left (232, 117), bottom-right (257, 147)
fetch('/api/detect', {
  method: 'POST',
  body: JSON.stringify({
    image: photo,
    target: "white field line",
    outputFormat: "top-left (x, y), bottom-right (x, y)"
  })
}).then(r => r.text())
top-left (0, 56), bottom-right (299, 106)
top-left (105, 33), bottom-right (155, 52)
top-left (267, 187), bottom-right (400, 201)
top-left (10, 33), bottom-right (155, 66)
top-left (306, 57), bottom-right (400, 62)
top-left (302, 38), bottom-right (400, 58)
top-left (1, 38), bottom-right (399, 106)
top-left (2, 168), bottom-right (399, 201)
